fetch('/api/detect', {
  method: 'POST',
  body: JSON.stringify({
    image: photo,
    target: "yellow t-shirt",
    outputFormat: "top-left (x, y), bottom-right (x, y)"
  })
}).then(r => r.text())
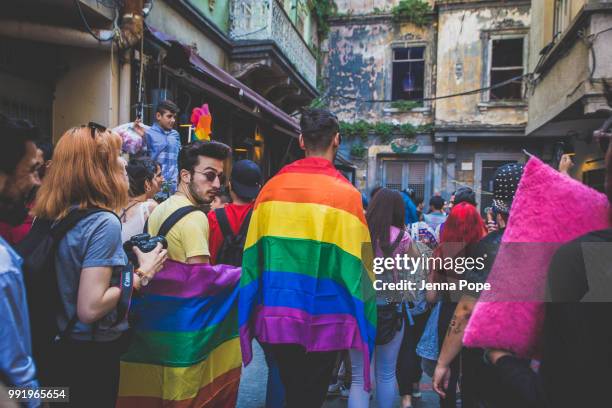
top-left (147, 194), bottom-right (210, 262)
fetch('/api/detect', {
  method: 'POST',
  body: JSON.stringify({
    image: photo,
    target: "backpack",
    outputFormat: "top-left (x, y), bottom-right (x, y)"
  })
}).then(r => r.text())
top-left (214, 207), bottom-right (252, 266)
top-left (15, 208), bottom-right (113, 379)
top-left (142, 205), bottom-right (203, 236)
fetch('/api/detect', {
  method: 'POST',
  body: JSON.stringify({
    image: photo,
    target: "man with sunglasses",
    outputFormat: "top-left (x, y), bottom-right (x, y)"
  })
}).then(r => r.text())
top-left (147, 140), bottom-right (230, 264)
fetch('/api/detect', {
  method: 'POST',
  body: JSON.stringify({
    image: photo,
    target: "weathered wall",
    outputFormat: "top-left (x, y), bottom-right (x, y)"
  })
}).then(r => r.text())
top-left (325, 1), bottom-right (437, 193)
top-left (326, 16), bottom-right (436, 121)
top-left (435, 3), bottom-right (530, 127)
top-left (335, 0), bottom-right (405, 14)
top-left (53, 47), bottom-right (119, 141)
top-left (526, 12), bottom-right (612, 134)
top-left (148, 0), bottom-right (227, 69)
top-left (187, 0), bottom-right (231, 34)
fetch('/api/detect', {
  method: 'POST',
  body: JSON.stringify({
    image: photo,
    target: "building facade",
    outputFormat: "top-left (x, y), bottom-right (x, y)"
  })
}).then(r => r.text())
top-left (527, 0), bottom-right (612, 193)
top-left (324, 0), bottom-right (559, 212)
top-left (0, 0), bottom-right (321, 180)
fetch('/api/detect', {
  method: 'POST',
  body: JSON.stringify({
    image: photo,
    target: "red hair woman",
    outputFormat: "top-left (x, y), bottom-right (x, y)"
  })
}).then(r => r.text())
top-left (426, 201), bottom-right (486, 408)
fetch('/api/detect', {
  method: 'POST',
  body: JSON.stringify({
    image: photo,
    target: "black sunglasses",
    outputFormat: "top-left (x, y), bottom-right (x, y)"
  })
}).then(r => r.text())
top-left (594, 129), bottom-right (612, 153)
top-left (193, 169), bottom-right (226, 184)
top-left (82, 122), bottom-right (107, 139)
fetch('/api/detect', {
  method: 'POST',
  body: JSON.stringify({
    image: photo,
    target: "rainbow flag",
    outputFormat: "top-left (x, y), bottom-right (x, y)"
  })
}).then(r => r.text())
top-left (239, 157), bottom-right (376, 390)
top-left (190, 104), bottom-right (212, 141)
top-left (117, 261), bottom-right (242, 407)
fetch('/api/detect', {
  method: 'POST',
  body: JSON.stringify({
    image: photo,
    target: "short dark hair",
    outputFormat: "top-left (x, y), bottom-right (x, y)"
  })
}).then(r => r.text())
top-left (429, 195), bottom-right (445, 210)
top-left (299, 108), bottom-right (339, 151)
top-left (414, 196), bottom-right (424, 206)
top-left (127, 158), bottom-right (160, 197)
top-left (453, 186), bottom-right (476, 206)
top-left (0, 114), bottom-right (38, 175)
top-left (36, 138), bottom-right (54, 162)
top-left (156, 100), bottom-right (179, 115)
top-left (178, 141), bottom-right (230, 177)
top-left (216, 187), bottom-right (232, 204)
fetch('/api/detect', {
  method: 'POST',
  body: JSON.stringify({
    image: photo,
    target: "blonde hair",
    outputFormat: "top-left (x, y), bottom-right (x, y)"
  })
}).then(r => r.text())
top-left (34, 126), bottom-right (128, 220)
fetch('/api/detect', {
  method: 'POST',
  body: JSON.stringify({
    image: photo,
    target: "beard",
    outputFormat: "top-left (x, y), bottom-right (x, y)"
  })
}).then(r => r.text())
top-left (188, 180), bottom-right (216, 206)
top-left (0, 197), bottom-right (29, 226)
top-left (0, 185), bottom-right (37, 226)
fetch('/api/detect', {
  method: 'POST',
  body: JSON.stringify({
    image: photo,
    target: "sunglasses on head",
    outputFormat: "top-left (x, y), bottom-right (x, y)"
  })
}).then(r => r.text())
top-left (594, 129), bottom-right (612, 153)
top-left (82, 122), bottom-right (107, 139)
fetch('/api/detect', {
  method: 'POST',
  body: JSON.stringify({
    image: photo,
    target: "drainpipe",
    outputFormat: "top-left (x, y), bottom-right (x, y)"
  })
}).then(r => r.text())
top-left (117, 0), bottom-right (145, 123)
top-left (0, 20), bottom-right (113, 49)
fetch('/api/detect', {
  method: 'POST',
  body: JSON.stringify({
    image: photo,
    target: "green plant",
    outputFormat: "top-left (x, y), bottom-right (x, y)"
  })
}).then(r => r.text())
top-left (398, 123), bottom-right (416, 137)
top-left (373, 122), bottom-right (395, 143)
top-left (391, 0), bottom-right (432, 26)
top-left (390, 99), bottom-right (423, 111)
top-left (350, 142), bottom-right (367, 158)
top-left (339, 120), bottom-right (433, 142)
top-left (312, 0), bottom-right (338, 41)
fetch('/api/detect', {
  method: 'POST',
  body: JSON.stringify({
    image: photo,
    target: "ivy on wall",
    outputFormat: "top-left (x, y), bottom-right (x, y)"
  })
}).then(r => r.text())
top-left (311, 0), bottom-right (338, 41)
top-left (340, 120), bottom-right (433, 144)
top-left (389, 99), bottom-right (423, 111)
top-left (391, 0), bottom-right (432, 26)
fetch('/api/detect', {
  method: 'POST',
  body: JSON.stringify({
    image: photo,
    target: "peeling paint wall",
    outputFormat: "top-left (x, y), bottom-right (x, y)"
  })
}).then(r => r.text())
top-left (323, 0), bottom-right (437, 192)
top-left (325, 2), bottom-right (436, 123)
top-left (435, 3), bottom-right (530, 127)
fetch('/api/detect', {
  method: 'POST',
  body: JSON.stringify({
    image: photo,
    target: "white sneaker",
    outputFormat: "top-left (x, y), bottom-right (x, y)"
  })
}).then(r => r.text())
top-left (327, 382), bottom-right (341, 395)
top-left (412, 383), bottom-right (421, 398)
top-left (340, 386), bottom-right (350, 399)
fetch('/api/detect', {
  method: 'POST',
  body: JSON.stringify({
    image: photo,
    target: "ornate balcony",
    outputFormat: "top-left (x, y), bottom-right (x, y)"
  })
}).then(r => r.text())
top-left (229, 0), bottom-right (318, 112)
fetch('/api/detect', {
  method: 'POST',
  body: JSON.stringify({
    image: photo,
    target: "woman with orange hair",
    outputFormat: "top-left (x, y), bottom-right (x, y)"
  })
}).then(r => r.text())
top-left (32, 124), bottom-right (167, 407)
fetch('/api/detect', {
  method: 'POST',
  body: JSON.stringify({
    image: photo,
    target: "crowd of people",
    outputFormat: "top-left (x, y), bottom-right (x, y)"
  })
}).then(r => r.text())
top-left (0, 104), bottom-right (611, 408)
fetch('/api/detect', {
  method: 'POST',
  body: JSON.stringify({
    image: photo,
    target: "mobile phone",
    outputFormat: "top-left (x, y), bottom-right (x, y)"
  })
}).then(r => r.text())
top-left (484, 207), bottom-right (495, 224)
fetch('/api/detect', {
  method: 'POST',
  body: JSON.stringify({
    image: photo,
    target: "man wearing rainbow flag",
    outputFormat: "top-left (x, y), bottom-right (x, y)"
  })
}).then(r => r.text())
top-left (239, 108), bottom-right (377, 407)
top-left (117, 141), bottom-right (243, 407)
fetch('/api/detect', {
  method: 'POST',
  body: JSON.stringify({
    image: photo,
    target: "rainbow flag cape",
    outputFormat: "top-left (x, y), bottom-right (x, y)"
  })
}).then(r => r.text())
top-left (117, 261), bottom-right (241, 407)
top-left (239, 157), bottom-right (376, 389)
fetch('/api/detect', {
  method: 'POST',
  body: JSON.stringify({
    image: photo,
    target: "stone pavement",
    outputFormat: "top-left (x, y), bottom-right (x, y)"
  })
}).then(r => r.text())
top-left (236, 341), bottom-right (445, 408)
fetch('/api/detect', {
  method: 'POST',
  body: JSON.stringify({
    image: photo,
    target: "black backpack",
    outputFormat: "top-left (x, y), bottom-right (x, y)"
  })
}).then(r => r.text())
top-left (214, 207), bottom-right (252, 267)
top-left (15, 208), bottom-right (113, 380)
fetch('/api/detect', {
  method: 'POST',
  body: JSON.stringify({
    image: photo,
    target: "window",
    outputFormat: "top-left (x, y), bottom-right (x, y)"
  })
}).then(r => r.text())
top-left (553, 0), bottom-right (570, 37)
top-left (489, 38), bottom-right (525, 100)
top-left (382, 160), bottom-right (430, 200)
top-left (392, 47), bottom-right (425, 101)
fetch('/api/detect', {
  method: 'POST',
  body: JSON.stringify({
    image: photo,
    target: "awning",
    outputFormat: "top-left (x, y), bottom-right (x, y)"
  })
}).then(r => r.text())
top-left (147, 25), bottom-right (300, 136)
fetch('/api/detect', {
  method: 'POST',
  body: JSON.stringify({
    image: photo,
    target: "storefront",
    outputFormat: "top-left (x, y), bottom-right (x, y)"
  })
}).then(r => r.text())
top-left (134, 26), bottom-right (301, 180)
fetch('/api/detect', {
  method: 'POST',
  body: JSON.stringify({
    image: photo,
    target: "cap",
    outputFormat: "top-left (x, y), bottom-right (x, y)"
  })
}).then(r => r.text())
top-left (230, 160), bottom-right (262, 200)
top-left (492, 163), bottom-right (524, 214)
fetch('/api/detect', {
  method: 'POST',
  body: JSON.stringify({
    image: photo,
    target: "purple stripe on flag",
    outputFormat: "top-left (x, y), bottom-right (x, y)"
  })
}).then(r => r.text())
top-left (143, 260), bottom-right (241, 298)
top-left (240, 306), bottom-right (372, 390)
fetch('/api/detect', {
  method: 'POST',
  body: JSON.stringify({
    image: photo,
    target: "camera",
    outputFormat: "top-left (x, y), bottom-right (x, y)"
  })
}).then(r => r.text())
top-left (123, 233), bottom-right (168, 266)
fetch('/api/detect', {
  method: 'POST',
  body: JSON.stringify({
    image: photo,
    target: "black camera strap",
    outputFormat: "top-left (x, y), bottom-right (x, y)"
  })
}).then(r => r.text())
top-left (113, 263), bottom-right (134, 327)
top-left (158, 206), bottom-right (203, 237)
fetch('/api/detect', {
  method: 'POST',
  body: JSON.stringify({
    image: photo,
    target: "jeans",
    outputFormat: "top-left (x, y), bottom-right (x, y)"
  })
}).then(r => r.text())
top-left (396, 308), bottom-right (430, 396)
top-left (348, 323), bottom-right (404, 408)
